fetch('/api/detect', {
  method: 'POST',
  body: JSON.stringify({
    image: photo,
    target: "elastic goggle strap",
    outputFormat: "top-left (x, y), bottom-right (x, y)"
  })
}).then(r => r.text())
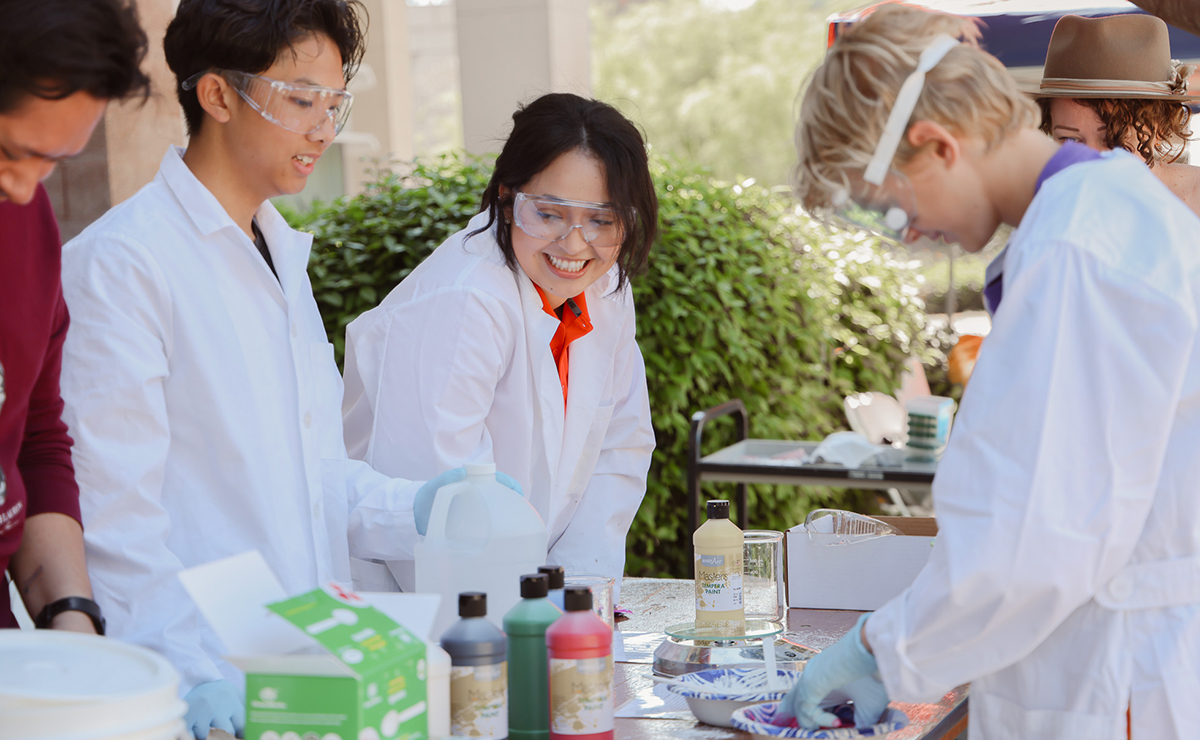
top-left (863, 34), bottom-right (960, 186)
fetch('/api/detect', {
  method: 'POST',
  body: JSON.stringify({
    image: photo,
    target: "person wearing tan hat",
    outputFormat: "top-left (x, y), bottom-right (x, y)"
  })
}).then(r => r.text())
top-left (1034, 13), bottom-right (1200, 215)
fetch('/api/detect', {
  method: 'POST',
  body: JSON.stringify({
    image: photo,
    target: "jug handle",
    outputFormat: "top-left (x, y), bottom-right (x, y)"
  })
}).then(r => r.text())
top-left (424, 473), bottom-right (465, 541)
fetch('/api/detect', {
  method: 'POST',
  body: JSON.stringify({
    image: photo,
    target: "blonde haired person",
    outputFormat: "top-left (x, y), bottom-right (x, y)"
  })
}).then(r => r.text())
top-left (783, 4), bottom-right (1200, 739)
top-left (1034, 14), bottom-right (1200, 215)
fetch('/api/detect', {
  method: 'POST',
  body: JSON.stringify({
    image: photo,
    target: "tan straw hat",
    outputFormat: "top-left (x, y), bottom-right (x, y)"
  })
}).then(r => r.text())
top-left (1029, 14), bottom-right (1198, 101)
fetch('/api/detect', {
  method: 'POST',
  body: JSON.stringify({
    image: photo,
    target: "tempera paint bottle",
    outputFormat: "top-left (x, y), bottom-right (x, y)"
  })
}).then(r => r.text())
top-left (545, 587), bottom-right (614, 740)
top-left (539, 565), bottom-right (566, 610)
top-left (441, 592), bottom-right (509, 740)
top-left (503, 573), bottom-right (563, 740)
top-left (693, 499), bottom-right (745, 632)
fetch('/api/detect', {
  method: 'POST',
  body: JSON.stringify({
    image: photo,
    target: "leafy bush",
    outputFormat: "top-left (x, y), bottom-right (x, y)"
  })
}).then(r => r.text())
top-left (294, 154), bottom-right (494, 361)
top-left (292, 152), bottom-right (932, 578)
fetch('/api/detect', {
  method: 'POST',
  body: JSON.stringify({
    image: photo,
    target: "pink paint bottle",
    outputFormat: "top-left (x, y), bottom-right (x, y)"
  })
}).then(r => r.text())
top-left (545, 586), bottom-right (614, 740)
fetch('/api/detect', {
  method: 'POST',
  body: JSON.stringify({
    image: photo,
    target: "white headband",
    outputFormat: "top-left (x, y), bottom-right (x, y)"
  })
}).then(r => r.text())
top-left (863, 34), bottom-right (961, 186)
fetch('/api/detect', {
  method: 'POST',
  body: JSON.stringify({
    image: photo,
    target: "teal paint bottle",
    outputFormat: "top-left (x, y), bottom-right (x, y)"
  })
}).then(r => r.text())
top-left (503, 573), bottom-right (563, 740)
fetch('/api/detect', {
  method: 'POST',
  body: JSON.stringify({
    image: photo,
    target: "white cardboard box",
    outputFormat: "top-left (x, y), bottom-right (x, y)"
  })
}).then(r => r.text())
top-left (786, 516), bottom-right (937, 611)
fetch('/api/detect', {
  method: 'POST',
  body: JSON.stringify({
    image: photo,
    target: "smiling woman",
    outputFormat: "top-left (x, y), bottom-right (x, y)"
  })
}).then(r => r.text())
top-left (1032, 13), bottom-right (1200, 216)
top-left (341, 93), bottom-right (659, 602)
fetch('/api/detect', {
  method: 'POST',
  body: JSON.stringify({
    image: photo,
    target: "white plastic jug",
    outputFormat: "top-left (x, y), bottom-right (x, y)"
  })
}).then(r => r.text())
top-left (415, 462), bottom-right (548, 638)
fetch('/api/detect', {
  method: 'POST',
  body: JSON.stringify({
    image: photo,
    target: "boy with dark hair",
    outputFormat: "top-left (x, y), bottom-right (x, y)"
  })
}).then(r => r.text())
top-left (58, 1), bottom-right (478, 737)
top-left (0, 0), bottom-right (148, 635)
top-left (784, 5), bottom-right (1200, 739)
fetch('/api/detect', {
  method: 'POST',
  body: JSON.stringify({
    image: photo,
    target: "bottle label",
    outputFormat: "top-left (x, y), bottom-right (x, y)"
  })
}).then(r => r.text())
top-left (695, 552), bottom-right (744, 611)
top-left (549, 655), bottom-right (614, 735)
top-left (450, 662), bottom-right (507, 739)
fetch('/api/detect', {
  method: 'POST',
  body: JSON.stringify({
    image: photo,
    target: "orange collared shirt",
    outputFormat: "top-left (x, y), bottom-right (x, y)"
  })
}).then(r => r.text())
top-left (533, 284), bottom-right (593, 403)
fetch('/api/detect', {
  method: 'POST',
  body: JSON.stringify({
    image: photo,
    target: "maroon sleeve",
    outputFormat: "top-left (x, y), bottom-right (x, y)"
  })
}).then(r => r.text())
top-left (18, 289), bottom-right (81, 523)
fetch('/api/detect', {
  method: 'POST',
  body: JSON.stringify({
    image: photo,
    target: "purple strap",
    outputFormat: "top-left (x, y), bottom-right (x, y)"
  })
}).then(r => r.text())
top-left (984, 142), bottom-right (1104, 315)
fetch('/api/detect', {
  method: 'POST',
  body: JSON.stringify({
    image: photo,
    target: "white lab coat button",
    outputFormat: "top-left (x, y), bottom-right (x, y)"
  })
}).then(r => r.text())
top-left (304, 411), bottom-right (313, 428)
top-left (1107, 575), bottom-right (1134, 602)
top-left (313, 503), bottom-right (321, 520)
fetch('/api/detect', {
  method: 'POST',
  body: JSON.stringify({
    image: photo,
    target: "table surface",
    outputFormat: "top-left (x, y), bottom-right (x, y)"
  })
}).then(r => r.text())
top-left (700, 438), bottom-right (940, 479)
top-left (614, 578), bottom-right (968, 740)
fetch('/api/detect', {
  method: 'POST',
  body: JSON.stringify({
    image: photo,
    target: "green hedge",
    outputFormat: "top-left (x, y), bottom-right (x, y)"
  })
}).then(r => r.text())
top-left (291, 152), bottom-right (933, 578)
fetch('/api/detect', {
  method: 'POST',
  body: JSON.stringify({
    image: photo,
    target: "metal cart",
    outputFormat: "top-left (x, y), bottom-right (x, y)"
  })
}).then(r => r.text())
top-left (687, 399), bottom-right (938, 532)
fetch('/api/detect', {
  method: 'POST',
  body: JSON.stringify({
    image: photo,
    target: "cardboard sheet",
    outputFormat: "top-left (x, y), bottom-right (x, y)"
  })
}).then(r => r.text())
top-left (786, 517), bottom-right (938, 611)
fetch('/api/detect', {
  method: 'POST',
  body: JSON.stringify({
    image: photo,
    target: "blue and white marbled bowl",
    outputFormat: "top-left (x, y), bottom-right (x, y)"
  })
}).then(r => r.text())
top-left (665, 668), bottom-right (803, 727)
top-left (730, 701), bottom-right (909, 738)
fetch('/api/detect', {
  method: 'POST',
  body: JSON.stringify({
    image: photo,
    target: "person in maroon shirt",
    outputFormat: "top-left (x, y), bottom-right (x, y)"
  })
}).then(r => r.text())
top-left (0, 0), bottom-right (149, 632)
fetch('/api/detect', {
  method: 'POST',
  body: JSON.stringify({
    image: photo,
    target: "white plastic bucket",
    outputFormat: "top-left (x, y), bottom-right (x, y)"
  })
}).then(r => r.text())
top-left (414, 463), bottom-right (547, 639)
top-left (0, 631), bottom-right (187, 740)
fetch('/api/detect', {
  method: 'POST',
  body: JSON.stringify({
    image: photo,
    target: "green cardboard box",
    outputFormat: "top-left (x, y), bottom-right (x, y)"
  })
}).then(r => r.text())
top-left (179, 552), bottom-right (432, 740)
top-left (234, 587), bottom-right (428, 740)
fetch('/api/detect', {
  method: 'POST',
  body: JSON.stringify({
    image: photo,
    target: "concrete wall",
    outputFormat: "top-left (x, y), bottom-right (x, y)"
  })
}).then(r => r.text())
top-left (456, 0), bottom-right (591, 155)
top-left (44, 0), bottom-right (593, 236)
top-left (46, 0), bottom-right (185, 242)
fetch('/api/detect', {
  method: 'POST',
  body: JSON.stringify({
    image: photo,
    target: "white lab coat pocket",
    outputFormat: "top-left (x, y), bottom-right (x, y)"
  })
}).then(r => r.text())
top-left (566, 402), bottom-right (616, 496)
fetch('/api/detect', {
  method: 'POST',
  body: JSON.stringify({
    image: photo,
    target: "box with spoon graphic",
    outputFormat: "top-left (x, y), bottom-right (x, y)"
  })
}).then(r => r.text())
top-left (181, 552), bottom-right (428, 740)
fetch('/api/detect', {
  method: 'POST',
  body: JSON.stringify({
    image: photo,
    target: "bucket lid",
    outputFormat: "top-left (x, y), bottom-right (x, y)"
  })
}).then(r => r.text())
top-left (0, 631), bottom-right (178, 704)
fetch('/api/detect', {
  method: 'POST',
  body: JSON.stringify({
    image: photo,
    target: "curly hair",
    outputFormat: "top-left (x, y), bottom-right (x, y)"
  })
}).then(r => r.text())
top-left (1038, 97), bottom-right (1192, 166)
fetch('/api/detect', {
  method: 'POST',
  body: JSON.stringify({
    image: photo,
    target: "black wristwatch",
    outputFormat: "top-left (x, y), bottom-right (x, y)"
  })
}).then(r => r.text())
top-left (35, 596), bottom-right (106, 635)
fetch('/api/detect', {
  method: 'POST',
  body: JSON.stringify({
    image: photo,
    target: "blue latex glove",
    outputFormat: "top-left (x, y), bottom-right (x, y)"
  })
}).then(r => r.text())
top-left (778, 613), bottom-right (889, 729)
top-left (414, 467), bottom-right (524, 535)
top-left (184, 679), bottom-right (244, 739)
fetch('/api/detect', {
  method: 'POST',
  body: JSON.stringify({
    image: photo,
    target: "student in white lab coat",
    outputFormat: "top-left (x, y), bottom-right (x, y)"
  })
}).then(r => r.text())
top-left (784, 5), bottom-right (1200, 739)
top-left (342, 93), bottom-right (658, 600)
top-left (56, 2), bottom-right (502, 737)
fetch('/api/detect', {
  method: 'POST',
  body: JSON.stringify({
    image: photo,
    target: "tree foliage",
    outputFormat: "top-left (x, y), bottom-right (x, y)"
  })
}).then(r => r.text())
top-left (592, 0), bottom-right (861, 188)
top-left (292, 152), bottom-right (933, 577)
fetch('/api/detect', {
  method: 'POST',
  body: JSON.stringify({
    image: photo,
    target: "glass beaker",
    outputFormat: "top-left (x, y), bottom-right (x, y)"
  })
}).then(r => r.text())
top-left (563, 574), bottom-right (616, 629)
top-left (743, 530), bottom-right (785, 621)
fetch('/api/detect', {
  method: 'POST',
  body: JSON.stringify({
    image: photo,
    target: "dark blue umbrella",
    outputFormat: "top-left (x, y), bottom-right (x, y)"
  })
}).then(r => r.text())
top-left (828, 1), bottom-right (1200, 68)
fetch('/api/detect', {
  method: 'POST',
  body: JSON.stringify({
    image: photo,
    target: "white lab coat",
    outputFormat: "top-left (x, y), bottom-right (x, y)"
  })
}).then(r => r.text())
top-left (59, 147), bottom-right (423, 694)
top-left (865, 150), bottom-right (1200, 739)
top-left (342, 213), bottom-right (654, 601)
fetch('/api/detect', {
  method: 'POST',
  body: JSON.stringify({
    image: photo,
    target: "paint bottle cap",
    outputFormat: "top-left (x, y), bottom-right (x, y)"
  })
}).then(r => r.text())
top-left (538, 565), bottom-right (565, 590)
top-left (520, 574), bottom-right (550, 599)
top-left (706, 500), bottom-right (730, 520)
top-left (563, 586), bottom-right (593, 612)
top-left (458, 592), bottom-right (487, 618)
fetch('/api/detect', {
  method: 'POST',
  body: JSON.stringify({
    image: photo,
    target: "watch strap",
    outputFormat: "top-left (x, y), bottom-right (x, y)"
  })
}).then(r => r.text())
top-left (34, 596), bottom-right (106, 635)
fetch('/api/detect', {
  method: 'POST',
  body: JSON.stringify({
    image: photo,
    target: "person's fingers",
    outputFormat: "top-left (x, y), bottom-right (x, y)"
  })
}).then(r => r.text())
top-left (799, 705), bottom-right (842, 730)
top-left (212, 714), bottom-right (235, 735)
top-left (495, 471), bottom-right (523, 495)
top-left (190, 719), bottom-right (212, 740)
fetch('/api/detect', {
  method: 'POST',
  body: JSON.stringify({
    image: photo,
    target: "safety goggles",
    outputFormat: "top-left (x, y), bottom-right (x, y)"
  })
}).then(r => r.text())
top-left (183, 69), bottom-right (354, 135)
top-left (512, 192), bottom-right (625, 249)
top-left (828, 34), bottom-right (960, 242)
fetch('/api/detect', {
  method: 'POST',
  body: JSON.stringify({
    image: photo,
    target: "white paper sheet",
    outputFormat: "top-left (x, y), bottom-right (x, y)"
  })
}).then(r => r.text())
top-left (614, 683), bottom-right (693, 719)
top-left (614, 630), bottom-right (663, 664)
top-left (178, 550), bottom-right (307, 656)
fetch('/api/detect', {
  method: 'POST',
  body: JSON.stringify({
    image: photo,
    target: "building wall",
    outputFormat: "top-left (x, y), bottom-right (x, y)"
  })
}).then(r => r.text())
top-left (456, 0), bottom-right (591, 155)
top-left (44, 0), bottom-right (592, 237)
top-left (47, 0), bottom-right (185, 242)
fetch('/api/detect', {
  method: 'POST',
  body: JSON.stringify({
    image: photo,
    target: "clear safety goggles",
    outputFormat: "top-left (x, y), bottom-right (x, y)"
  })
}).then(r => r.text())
top-left (828, 34), bottom-right (960, 242)
top-left (512, 192), bottom-right (625, 249)
top-left (183, 69), bottom-right (354, 135)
